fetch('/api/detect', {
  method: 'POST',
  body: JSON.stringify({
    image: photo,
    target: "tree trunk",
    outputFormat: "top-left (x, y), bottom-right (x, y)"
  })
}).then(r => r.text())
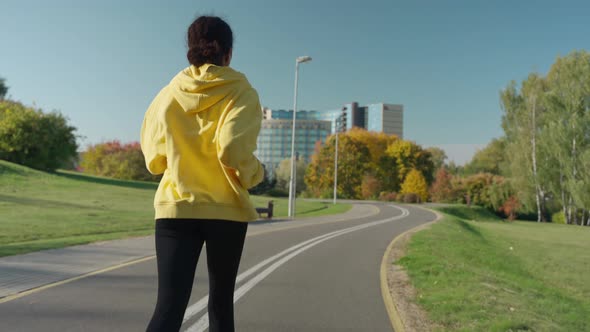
top-left (560, 171), bottom-right (569, 224)
top-left (571, 120), bottom-right (577, 225)
top-left (567, 199), bottom-right (573, 225)
top-left (531, 97), bottom-right (543, 223)
top-left (539, 186), bottom-right (547, 222)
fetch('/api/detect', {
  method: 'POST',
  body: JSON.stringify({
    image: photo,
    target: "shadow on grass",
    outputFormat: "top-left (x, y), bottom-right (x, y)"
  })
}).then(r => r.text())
top-left (0, 194), bottom-right (98, 210)
top-left (0, 162), bottom-right (32, 176)
top-left (455, 218), bottom-right (486, 241)
top-left (56, 171), bottom-right (159, 190)
top-left (438, 205), bottom-right (500, 222)
top-left (298, 205), bottom-right (329, 215)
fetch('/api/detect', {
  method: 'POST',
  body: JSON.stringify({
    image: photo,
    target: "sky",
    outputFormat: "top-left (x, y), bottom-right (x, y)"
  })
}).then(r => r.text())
top-left (2, 0), bottom-right (589, 164)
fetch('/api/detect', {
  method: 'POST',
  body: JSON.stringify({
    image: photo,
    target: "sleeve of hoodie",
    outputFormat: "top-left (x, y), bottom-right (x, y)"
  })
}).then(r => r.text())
top-left (218, 89), bottom-right (264, 189)
top-left (140, 89), bottom-right (167, 175)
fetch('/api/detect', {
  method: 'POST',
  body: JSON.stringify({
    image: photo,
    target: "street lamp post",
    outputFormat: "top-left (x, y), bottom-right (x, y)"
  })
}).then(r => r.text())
top-left (333, 122), bottom-right (338, 205)
top-left (288, 56), bottom-right (312, 218)
top-left (333, 107), bottom-right (346, 205)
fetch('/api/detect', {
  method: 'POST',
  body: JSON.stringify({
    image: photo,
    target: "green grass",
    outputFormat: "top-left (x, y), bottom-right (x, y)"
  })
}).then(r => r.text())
top-left (398, 205), bottom-right (590, 332)
top-left (0, 160), bottom-right (350, 257)
top-left (249, 196), bottom-right (351, 218)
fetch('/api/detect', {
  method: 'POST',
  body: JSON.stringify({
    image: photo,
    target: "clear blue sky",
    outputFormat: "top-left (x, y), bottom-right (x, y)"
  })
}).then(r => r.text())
top-left (2, 0), bottom-right (589, 164)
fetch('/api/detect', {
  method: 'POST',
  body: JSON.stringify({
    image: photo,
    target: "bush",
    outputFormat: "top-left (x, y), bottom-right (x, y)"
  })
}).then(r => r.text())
top-left (249, 165), bottom-right (276, 195)
top-left (379, 191), bottom-right (398, 202)
top-left (0, 100), bottom-right (78, 171)
top-left (430, 168), bottom-right (453, 203)
top-left (551, 211), bottom-right (566, 224)
top-left (80, 140), bottom-right (158, 181)
top-left (402, 193), bottom-right (420, 203)
top-left (266, 188), bottom-right (289, 197)
top-left (361, 174), bottom-right (381, 200)
top-left (276, 158), bottom-right (307, 194)
top-left (498, 195), bottom-right (520, 221)
top-left (400, 169), bottom-right (428, 202)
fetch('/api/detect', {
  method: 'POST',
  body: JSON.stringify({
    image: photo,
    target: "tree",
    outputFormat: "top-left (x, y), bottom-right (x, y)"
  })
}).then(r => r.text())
top-left (361, 174), bottom-right (381, 200)
top-left (304, 132), bottom-right (371, 199)
top-left (375, 154), bottom-right (399, 193)
top-left (275, 157), bottom-right (306, 194)
top-left (0, 100), bottom-right (78, 171)
top-left (499, 196), bottom-right (521, 221)
top-left (425, 147), bottom-right (447, 173)
top-left (573, 149), bottom-right (590, 225)
top-left (446, 161), bottom-right (464, 176)
top-left (400, 169), bottom-right (428, 202)
top-left (346, 128), bottom-right (398, 165)
top-left (460, 173), bottom-right (512, 215)
top-left (249, 164), bottom-right (277, 195)
top-left (0, 77), bottom-right (8, 100)
top-left (486, 177), bottom-right (515, 214)
top-left (463, 138), bottom-right (506, 176)
top-left (305, 140), bottom-right (335, 198)
top-left (494, 50), bottom-right (590, 224)
top-left (501, 73), bottom-right (550, 222)
top-left (429, 168), bottom-right (453, 203)
top-left (386, 140), bottom-right (435, 185)
top-left (335, 135), bottom-right (371, 199)
top-left (544, 51), bottom-right (590, 224)
top-left (346, 128), bottom-right (401, 193)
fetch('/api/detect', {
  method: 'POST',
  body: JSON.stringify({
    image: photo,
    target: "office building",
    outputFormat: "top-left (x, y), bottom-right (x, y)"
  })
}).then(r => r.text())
top-left (257, 110), bottom-right (331, 178)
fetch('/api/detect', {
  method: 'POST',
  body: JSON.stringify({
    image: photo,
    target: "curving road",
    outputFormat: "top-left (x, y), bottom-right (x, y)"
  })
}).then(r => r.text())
top-left (0, 203), bottom-right (436, 332)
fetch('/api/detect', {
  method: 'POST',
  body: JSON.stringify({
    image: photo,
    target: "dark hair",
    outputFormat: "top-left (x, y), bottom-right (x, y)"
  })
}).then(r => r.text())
top-left (187, 16), bottom-right (233, 67)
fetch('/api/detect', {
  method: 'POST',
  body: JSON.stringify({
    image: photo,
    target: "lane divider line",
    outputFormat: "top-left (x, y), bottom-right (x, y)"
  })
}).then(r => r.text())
top-left (182, 219), bottom-right (380, 322)
top-left (182, 222), bottom-right (375, 322)
top-left (183, 205), bottom-right (409, 332)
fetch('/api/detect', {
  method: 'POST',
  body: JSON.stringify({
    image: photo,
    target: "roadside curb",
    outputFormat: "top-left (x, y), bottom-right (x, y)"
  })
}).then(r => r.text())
top-left (380, 205), bottom-right (443, 332)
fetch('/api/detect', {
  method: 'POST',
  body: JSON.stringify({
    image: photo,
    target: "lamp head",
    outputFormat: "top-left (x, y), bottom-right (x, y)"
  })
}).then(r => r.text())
top-left (296, 56), bottom-right (312, 63)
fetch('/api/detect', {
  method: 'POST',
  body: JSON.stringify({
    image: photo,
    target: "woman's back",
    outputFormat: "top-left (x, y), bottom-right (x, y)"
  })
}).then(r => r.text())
top-left (140, 19), bottom-right (263, 223)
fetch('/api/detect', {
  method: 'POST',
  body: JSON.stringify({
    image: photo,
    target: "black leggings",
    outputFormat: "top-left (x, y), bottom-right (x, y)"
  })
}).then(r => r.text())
top-left (146, 218), bottom-right (248, 332)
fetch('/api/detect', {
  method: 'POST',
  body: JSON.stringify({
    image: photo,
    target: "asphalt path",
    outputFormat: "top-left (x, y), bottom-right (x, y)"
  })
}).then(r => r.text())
top-left (0, 203), bottom-right (436, 332)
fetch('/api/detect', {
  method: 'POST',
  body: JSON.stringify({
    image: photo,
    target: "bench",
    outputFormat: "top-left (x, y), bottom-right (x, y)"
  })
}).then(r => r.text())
top-left (255, 201), bottom-right (274, 219)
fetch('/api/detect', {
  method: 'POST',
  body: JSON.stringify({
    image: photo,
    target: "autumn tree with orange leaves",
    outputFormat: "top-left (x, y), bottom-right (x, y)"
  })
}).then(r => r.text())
top-left (80, 140), bottom-right (159, 181)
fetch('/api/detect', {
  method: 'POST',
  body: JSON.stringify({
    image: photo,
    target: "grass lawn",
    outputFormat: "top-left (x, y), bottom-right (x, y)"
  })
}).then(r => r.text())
top-left (249, 195), bottom-right (352, 218)
top-left (398, 205), bottom-right (590, 332)
top-left (0, 160), bottom-right (350, 257)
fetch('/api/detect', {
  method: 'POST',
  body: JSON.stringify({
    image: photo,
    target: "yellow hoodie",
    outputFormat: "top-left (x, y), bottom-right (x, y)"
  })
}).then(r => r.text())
top-left (141, 64), bottom-right (264, 222)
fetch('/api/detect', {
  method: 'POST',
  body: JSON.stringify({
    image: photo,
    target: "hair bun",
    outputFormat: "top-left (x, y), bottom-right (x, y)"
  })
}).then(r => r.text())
top-left (199, 40), bottom-right (220, 58)
top-left (186, 16), bottom-right (233, 67)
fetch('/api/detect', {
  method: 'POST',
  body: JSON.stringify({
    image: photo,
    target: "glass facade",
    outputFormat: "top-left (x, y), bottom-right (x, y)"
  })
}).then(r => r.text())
top-left (367, 104), bottom-right (384, 132)
top-left (255, 118), bottom-right (331, 178)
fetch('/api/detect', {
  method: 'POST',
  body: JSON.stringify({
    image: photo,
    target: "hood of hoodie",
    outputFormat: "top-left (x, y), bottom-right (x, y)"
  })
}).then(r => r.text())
top-left (169, 64), bottom-right (248, 113)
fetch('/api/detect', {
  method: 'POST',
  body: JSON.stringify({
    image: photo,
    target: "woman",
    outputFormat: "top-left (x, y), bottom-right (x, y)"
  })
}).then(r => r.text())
top-left (141, 16), bottom-right (264, 332)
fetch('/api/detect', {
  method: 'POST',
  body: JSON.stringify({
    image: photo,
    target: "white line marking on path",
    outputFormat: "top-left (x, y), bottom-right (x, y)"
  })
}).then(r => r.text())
top-left (182, 222), bottom-right (367, 323)
top-left (183, 205), bottom-right (409, 332)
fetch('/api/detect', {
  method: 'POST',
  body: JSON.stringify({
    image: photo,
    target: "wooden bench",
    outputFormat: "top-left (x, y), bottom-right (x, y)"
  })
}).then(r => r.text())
top-left (255, 201), bottom-right (274, 219)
